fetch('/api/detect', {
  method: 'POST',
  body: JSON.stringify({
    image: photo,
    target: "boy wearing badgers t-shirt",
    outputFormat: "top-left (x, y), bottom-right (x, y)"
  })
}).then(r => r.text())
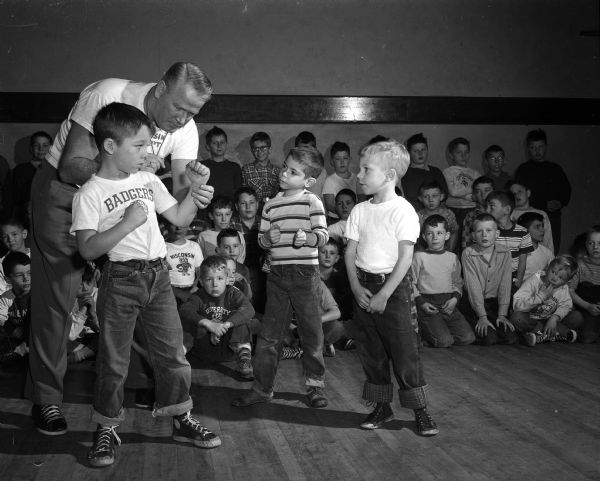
top-left (71, 103), bottom-right (220, 468)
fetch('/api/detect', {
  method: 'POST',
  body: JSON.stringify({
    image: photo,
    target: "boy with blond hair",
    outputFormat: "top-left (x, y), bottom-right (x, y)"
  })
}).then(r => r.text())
top-left (232, 146), bottom-right (330, 408)
top-left (344, 139), bottom-right (438, 436)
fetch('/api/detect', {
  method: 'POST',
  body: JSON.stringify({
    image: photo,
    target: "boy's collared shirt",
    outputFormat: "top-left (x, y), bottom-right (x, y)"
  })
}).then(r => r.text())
top-left (71, 171), bottom-right (175, 262)
top-left (258, 189), bottom-right (328, 266)
top-left (496, 223), bottom-right (534, 273)
top-left (345, 196), bottom-right (420, 274)
top-left (462, 244), bottom-right (512, 318)
top-left (241, 160), bottom-right (280, 204)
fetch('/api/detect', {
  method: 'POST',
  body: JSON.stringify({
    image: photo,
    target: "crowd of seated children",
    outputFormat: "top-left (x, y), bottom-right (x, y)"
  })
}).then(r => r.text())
top-left (198, 196), bottom-right (246, 261)
top-left (67, 262), bottom-right (100, 363)
top-left (322, 141), bottom-right (360, 220)
top-left (517, 212), bottom-right (554, 282)
top-left (12, 131), bottom-right (52, 222)
top-left (412, 215), bottom-right (475, 348)
top-left (461, 176), bottom-right (494, 251)
top-left (0, 252), bottom-right (31, 365)
top-left (217, 229), bottom-right (253, 300)
top-left (416, 181), bottom-right (459, 252)
top-left (485, 190), bottom-right (533, 290)
top-left (508, 180), bottom-right (554, 252)
top-left (461, 213), bottom-right (517, 346)
top-left (202, 126), bottom-right (242, 199)
top-left (241, 132), bottom-right (280, 207)
top-left (483, 144), bottom-right (512, 191)
top-left (0, 217), bottom-right (30, 294)
top-left (327, 189), bottom-right (356, 245)
top-left (564, 226), bottom-right (600, 343)
top-left (165, 220), bottom-right (204, 305)
top-left (442, 137), bottom-right (480, 243)
top-left (402, 132), bottom-right (449, 208)
top-left (180, 255), bottom-right (256, 380)
top-left (511, 255), bottom-right (579, 347)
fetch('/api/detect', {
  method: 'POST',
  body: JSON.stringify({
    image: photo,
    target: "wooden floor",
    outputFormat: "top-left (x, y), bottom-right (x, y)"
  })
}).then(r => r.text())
top-left (0, 343), bottom-right (599, 481)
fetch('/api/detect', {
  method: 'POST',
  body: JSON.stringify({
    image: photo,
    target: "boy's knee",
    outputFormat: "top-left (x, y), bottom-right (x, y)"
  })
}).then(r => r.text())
top-left (454, 330), bottom-right (476, 346)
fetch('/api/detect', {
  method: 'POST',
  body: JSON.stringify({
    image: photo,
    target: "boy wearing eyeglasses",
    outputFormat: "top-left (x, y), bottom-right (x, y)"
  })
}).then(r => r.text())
top-left (242, 131), bottom-right (280, 207)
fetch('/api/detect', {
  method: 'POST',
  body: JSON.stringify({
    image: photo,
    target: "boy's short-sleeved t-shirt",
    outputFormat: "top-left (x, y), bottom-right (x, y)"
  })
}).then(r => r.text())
top-left (47, 78), bottom-right (199, 170)
top-left (523, 244), bottom-right (554, 282)
top-left (166, 239), bottom-right (204, 288)
top-left (71, 171), bottom-right (177, 261)
top-left (345, 196), bottom-right (420, 274)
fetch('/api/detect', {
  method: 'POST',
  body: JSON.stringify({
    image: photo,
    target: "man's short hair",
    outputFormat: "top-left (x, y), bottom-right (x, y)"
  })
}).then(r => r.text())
top-left (200, 255), bottom-right (227, 277)
top-left (422, 214), bottom-right (448, 232)
top-left (405, 133), bottom-right (428, 151)
top-left (471, 213), bottom-right (498, 231)
top-left (287, 146), bottom-right (324, 179)
top-left (2, 251), bottom-right (30, 277)
top-left (162, 62), bottom-right (213, 98)
top-left (526, 128), bottom-right (547, 145)
top-left (484, 145), bottom-right (505, 159)
top-left (517, 212), bottom-right (544, 230)
top-left (486, 190), bottom-right (515, 211)
top-left (335, 188), bottom-right (357, 204)
top-left (92, 102), bottom-right (153, 150)
top-left (30, 131), bottom-right (52, 146)
top-left (418, 180), bottom-right (444, 196)
top-left (205, 125), bottom-right (227, 144)
top-left (208, 196), bottom-right (235, 214)
top-left (217, 228), bottom-right (241, 246)
top-left (234, 186), bottom-right (258, 204)
top-left (359, 139), bottom-right (410, 179)
top-left (249, 131), bottom-right (271, 147)
top-left (294, 131), bottom-right (316, 147)
top-left (330, 141), bottom-right (350, 158)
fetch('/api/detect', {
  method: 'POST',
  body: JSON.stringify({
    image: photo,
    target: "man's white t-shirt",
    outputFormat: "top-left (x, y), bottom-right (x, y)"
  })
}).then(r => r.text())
top-left (345, 196), bottom-right (420, 274)
top-left (71, 171), bottom-right (177, 261)
top-left (47, 78), bottom-right (199, 169)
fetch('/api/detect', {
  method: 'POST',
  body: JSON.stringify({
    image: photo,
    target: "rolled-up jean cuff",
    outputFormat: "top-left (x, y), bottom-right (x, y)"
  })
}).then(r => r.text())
top-left (398, 385), bottom-right (429, 409)
top-left (151, 397), bottom-right (193, 418)
top-left (92, 408), bottom-right (125, 427)
top-left (362, 382), bottom-right (394, 403)
top-left (305, 376), bottom-right (325, 389)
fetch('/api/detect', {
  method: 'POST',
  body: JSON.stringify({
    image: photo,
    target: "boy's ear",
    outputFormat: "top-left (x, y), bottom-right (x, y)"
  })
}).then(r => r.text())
top-left (385, 168), bottom-right (397, 183)
top-left (155, 80), bottom-right (167, 99)
top-left (22, 229), bottom-right (28, 239)
top-left (526, 189), bottom-right (531, 198)
top-left (444, 231), bottom-right (451, 241)
top-left (103, 138), bottom-right (116, 155)
top-left (304, 177), bottom-right (317, 188)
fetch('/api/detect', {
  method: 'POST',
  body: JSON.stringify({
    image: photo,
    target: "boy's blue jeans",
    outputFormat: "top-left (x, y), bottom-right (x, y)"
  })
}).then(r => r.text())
top-left (252, 264), bottom-right (325, 396)
top-left (93, 259), bottom-right (192, 426)
top-left (348, 269), bottom-right (429, 409)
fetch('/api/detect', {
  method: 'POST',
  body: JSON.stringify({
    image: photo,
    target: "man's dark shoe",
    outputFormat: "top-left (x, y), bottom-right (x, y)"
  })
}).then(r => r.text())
top-left (360, 402), bottom-right (393, 429)
top-left (88, 424), bottom-right (120, 467)
top-left (414, 407), bottom-right (439, 436)
top-left (307, 386), bottom-right (328, 408)
top-left (32, 404), bottom-right (67, 436)
top-left (172, 412), bottom-right (221, 448)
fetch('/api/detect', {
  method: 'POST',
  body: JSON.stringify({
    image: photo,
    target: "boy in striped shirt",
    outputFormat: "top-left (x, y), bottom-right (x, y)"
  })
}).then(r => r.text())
top-left (232, 146), bottom-right (329, 408)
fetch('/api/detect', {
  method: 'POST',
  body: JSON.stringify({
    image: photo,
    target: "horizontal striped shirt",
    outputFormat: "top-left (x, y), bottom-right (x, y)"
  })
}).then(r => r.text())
top-left (258, 190), bottom-right (328, 265)
top-left (496, 223), bottom-right (534, 273)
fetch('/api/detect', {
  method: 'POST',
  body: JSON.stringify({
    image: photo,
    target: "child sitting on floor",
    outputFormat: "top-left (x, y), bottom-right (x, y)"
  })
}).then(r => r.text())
top-left (165, 220), bottom-right (204, 305)
top-left (327, 188), bottom-right (356, 245)
top-left (0, 217), bottom-right (30, 295)
top-left (511, 255), bottom-right (578, 346)
top-left (416, 181), bottom-right (459, 252)
top-left (462, 176), bottom-right (494, 251)
top-left (517, 212), bottom-right (554, 282)
top-left (198, 196), bottom-right (246, 261)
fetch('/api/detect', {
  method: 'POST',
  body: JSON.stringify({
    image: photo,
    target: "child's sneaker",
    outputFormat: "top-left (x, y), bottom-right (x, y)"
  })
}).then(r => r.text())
top-left (524, 331), bottom-right (552, 347)
top-left (360, 402), bottom-right (393, 430)
top-left (31, 404), bottom-right (67, 436)
top-left (88, 424), bottom-right (120, 467)
top-left (280, 346), bottom-right (303, 360)
top-left (236, 348), bottom-right (254, 380)
top-left (172, 412), bottom-right (221, 449)
top-left (307, 386), bottom-right (328, 408)
top-left (414, 408), bottom-right (439, 436)
top-left (555, 329), bottom-right (577, 343)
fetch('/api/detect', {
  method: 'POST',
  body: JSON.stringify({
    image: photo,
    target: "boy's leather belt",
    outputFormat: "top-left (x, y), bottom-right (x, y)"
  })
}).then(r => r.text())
top-left (112, 258), bottom-right (166, 270)
top-left (356, 267), bottom-right (390, 285)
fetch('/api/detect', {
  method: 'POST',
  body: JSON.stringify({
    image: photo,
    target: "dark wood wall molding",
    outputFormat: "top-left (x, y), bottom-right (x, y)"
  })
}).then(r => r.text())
top-left (1, 93), bottom-right (598, 125)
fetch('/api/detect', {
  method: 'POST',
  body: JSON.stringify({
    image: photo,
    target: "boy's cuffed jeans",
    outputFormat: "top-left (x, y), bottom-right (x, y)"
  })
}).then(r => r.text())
top-left (92, 259), bottom-right (192, 425)
top-left (252, 264), bottom-right (325, 395)
top-left (348, 270), bottom-right (429, 409)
